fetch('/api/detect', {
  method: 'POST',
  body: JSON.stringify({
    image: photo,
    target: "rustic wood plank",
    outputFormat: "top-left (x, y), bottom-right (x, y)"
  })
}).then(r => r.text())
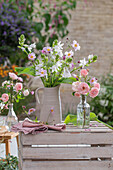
top-left (23, 160), bottom-right (113, 170)
top-left (21, 132), bottom-right (113, 145)
top-left (22, 147), bottom-right (113, 159)
top-left (18, 151), bottom-right (23, 170)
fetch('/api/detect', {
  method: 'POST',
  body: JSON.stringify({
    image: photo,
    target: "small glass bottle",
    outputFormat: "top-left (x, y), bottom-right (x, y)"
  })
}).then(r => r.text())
top-left (5, 103), bottom-right (18, 131)
top-left (77, 95), bottom-right (90, 128)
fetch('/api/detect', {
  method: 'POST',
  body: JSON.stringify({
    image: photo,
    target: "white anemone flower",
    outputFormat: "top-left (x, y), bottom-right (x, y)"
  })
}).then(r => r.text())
top-left (72, 40), bottom-right (80, 51)
top-left (62, 67), bottom-right (71, 78)
top-left (53, 41), bottom-right (64, 58)
top-left (65, 50), bottom-right (74, 58)
top-left (79, 58), bottom-right (88, 68)
top-left (88, 54), bottom-right (93, 60)
top-left (51, 61), bottom-right (62, 73)
top-left (28, 43), bottom-right (36, 52)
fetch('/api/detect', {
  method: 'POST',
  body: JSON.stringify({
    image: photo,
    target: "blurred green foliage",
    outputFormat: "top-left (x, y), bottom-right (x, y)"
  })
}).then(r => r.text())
top-left (0, 154), bottom-right (18, 170)
top-left (0, 0), bottom-right (77, 66)
top-left (89, 74), bottom-right (113, 126)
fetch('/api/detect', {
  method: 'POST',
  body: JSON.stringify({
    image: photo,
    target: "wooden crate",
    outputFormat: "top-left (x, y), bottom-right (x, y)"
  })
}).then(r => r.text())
top-left (18, 121), bottom-right (113, 170)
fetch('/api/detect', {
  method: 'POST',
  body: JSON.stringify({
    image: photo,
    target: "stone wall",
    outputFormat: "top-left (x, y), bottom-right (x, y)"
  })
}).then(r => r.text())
top-left (33, 0), bottom-right (113, 118)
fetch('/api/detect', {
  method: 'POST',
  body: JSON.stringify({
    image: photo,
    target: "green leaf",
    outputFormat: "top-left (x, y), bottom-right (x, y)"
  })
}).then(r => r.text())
top-left (48, 34), bottom-right (58, 46)
top-left (93, 55), bottom-right (98, 61)
top-left (58, 77), bottom-right (77, 84)
top-left (15, 66), bottom-right (35, 76)
top-left (64, 114), bottom-right (77, 125)
top-left (64, 112), bottom-right (98, 125)
top-left (34, 22), bottom-right (43, 32)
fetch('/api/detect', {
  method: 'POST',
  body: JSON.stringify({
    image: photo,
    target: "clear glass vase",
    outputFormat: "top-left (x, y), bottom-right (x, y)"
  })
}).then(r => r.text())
top-left (5, 103), bottom-right (18, 131)
top-left (77, 95), bottom-right (90, 129)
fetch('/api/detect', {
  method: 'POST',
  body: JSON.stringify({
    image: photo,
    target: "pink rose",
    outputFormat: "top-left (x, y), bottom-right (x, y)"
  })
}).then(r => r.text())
top-left (9, 72), bottom-right (18, 80)
top-left (1, 93), bottom-right (9, 102)
top-left (89, 87), bottom-right (99, 98)
top-left (94, 83), bottom-right (100, 90)
top-left (78, 82), bottom-right (90, 95)
top-left (80, 69), bottom-right (88, 77)
top-left (15, 83), bottom-right (23, 92)
top-left (74, 92), bottom-right (80, 97)
top-left (18, 77), bottom-right (23, 82)
top-left (72, 81), bottom-right (80, 91)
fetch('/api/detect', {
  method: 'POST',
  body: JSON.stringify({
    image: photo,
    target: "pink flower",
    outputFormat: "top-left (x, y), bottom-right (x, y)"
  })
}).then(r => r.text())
top-left (28, 53), bottom-right (36, 60)
top-left (89, 87), bottom-right (99, 98)
top-left (94, 83), bottom-right (100, 90)
top-left (22, 106), bottom-right (26, 109)
top-left (23, 89), bottom-right (29, 96)
top-left (39, 68), bottom-right (47, 77)
top-left (72, 81), bottom-right (80, 91)
top-left (15, 83), bottom-right (23, 92)
top-left (28, 108), bottom-right (36, 115)
top-left (31, 91), bottom-right (34, 95)
top-left (4, 104), bottom-right (8, 109)
top-left (42, 47), bottom-right (52, 54)
top-left (78, 82), bottom-right (90, 95)
top-left (2, 80), bottom-right (9, 87)
top-left (74, 92), bottom-right (80, 97)
top-left (9, 72), bottom-right (18, 80)
top-left (18, 77), bottom-right (23, 82)
top-left (1, 93), bottom-right (9, 102)
top-left (80, 69), bottom-right (88, 77)
top-left (50, 107), bottom-right (55, 115)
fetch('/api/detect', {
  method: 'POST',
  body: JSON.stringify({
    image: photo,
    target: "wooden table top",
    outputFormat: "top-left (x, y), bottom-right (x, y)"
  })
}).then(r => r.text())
top-left (0, 126), bottom-right (19, 140)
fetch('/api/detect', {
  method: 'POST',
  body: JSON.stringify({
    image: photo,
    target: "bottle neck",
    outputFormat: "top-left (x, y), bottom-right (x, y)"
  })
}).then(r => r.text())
top-left (80, 95), bottom-right (87, 105)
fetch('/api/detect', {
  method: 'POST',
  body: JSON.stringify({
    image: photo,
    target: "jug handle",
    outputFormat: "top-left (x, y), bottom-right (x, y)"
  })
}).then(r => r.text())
top-left (35, 87), bottom-right (44, 104)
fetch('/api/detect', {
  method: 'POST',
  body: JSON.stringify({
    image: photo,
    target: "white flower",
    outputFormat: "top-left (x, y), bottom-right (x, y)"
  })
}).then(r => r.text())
top-left (28, 43), bottom-right (36, 52)
top-left (72, 40), bottom-right (80, 51)
top-left (0, 103), bottom-right (5, 110)
top-left (53, 41), bottom-right (64, 58)
top-left (51, 61), bottom-right (62, 73)
top-left (23, 89), bottom-right (29, 96)
top-left (79, 58), bottom-right (88, 68)
top-left (65, 50), bottom-right (74, 58)
top-left (21, 47), bottom-right (25, 51)
top-left (30, 43), bottom-right (36, 49)
top-left (51, 65), bottom-right (58, 73)
top-left (23, 44), bottom-right (28, 47)
top-left (62, 67), bottom-right (71, 78)
top-left (88, 54), bottom-right (93, 60)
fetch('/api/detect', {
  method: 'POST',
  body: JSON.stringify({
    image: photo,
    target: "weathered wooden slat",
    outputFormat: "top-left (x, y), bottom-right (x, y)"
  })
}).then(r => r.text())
top-left (21, 132), bottom-right (113, 145)
top-left (18, 151), bottom-right (23, 170)
top-left (22, 160), bottom-right (113, 170)
top-left (22, 147), bottom-right (113, 159)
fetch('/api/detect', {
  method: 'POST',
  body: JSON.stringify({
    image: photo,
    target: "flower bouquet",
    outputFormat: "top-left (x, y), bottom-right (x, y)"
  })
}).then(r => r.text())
top-left (0, 72), bottom-right (31, 130)
top-left (72, 69), bottom-right (100, 128)
top-left (15, 35), bottom-right (98, 124)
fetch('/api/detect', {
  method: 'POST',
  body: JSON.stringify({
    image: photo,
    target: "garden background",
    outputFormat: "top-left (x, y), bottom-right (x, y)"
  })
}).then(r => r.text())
top-left (0, 0), bottom-right (113, 126)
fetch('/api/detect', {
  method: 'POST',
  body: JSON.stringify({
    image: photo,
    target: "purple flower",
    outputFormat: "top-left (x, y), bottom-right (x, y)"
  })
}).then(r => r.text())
top-left (28, 108), bottom-right (36, 115)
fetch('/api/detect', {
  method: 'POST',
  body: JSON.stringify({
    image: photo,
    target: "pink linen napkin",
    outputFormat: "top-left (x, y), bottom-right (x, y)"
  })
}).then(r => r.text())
top-left (11, 118), bottom-right (66, 134)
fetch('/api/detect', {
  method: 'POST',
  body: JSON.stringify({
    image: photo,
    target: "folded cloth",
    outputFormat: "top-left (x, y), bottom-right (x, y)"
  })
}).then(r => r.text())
top-left (11, 118), bottom-right (66, 134)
